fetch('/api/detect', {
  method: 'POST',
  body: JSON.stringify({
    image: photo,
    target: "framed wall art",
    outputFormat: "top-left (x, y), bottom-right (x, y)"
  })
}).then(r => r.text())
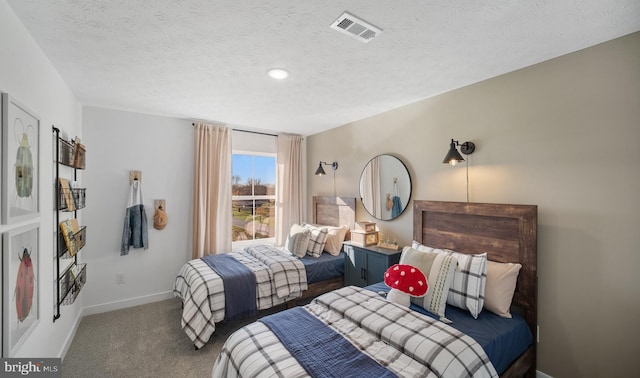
top-left (2, 222), bottom-right (40, 357)
top-left (2, 92), bottom-right (40, 224)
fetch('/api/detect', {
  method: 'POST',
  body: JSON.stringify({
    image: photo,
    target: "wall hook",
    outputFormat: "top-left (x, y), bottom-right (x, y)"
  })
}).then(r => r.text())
top-left (129, 170), bottom-right (142, 184)
top-left (154, 199), bottom-right (166, 211)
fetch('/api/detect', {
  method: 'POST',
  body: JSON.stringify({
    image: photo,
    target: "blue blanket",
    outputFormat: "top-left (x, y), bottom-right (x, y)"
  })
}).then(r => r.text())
top-left (201, 254), bottom-right (257, 321)
top-left (260, 307), bottom-right (397, 378)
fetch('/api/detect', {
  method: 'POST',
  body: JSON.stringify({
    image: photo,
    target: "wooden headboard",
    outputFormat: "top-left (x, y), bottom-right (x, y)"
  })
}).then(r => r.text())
top-left (413, 200), bottom-right (537, 376)
top-left (312, 196), bottom-right (356, 229)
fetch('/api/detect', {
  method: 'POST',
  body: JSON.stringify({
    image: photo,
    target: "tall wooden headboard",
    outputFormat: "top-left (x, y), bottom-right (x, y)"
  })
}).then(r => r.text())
top-left (312, 196), bottom-right (356, 231)
top-left (287, 196), bottom-right (356, 301)
top-left (413, 200), bottom-right (537, 377)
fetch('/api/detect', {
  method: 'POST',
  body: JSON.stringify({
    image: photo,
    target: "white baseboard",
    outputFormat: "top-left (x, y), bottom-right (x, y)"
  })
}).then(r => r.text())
top-left (537, 370), bottom-right (554, 378)
top-left (58, 306), bottom-right (84, 361)
top-left (82, 291), bottom-right (175, 316)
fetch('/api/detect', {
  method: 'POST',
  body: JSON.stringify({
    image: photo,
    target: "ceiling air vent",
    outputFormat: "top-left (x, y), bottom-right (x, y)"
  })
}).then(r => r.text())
top-left (330, 11), bottom-right (382, 43)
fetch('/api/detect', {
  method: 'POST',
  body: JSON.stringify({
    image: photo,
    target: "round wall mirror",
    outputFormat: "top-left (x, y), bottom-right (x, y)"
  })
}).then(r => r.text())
top-left (359, 154), bottom-right (412, 221)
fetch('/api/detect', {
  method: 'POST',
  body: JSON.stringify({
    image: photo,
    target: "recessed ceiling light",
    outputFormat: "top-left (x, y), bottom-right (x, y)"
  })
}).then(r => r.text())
top-left (267, 68), bottom-right (290, 80)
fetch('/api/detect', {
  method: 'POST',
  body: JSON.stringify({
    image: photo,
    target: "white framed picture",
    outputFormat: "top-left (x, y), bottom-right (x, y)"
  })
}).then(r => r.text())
top-left (1, 93), bottom-right (40, 224)
top-left (2, 222), bottom-right (40, 357)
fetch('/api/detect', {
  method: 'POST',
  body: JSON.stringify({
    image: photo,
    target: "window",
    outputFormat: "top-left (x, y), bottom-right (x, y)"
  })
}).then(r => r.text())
top-left (231, 153), bottom-right (276, 243)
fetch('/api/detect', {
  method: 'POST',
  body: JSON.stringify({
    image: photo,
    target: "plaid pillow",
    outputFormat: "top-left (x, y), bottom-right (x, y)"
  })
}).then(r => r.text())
top-left (444, 250), bottom-right (487, 318)
top-left (284, 224), bottom-right (311, 258)
top-left (302, 223), bottom-right (348, 256)
top-left (302, 225), bottom-right (328, 257)
top-left (412, 241), bottom-right (488, 318)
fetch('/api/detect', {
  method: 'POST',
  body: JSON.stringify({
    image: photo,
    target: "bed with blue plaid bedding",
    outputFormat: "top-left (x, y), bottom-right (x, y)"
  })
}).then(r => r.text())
top-left (173, 245), bottom-right (307, 349)
top-left (213, 285), bottom-right (498, 378)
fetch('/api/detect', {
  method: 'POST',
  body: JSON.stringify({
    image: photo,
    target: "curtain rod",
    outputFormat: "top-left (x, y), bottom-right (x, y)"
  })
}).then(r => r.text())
top-left (191, 123), bottom-right (277, 137)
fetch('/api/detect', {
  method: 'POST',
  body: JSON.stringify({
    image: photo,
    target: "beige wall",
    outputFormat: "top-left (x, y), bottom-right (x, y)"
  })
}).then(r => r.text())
top-left (307, 32), bottom-right (640, 377)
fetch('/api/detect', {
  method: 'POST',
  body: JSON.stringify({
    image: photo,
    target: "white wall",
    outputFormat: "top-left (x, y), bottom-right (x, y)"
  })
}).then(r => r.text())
top-left (81, 113), bottom-right (310, 306)
top-left (81, 107), bottom-right (193, 313)
top-left (232, 129), bottom-right (277, 153)
top-left (0, 0), bottom-right (82, 357)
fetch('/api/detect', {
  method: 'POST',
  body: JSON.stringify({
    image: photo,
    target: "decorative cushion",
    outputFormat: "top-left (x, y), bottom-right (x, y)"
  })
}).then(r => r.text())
top-left (322, 225), bottom-right (349, 256)
top-left (302, 223), bottom-right (348, 256)
top-left (384, 264), bottom-right (428, 307)
top-left (412, 241), bottom-right (488, 318)
top-left (284, 224), bottom-right (311, 258)
top-left (400, 246), bottom-right (457, 322)
top-left (302, 224), bottom-right (329, 257)
top-left (445, 251), bottom-right (487, 318)
top-left (484, 261), bottom-right (522, 318)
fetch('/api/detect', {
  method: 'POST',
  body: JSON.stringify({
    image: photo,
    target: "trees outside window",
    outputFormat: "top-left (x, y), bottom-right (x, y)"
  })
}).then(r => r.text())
top-left (231, 154), bottom-right (275, 243)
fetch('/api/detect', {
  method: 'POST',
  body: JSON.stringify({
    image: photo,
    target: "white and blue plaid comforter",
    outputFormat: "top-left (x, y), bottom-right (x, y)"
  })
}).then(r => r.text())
top-left (213, 286), bottom-right (498, 378)
top-left (173, 245), bottom-right (307, 349)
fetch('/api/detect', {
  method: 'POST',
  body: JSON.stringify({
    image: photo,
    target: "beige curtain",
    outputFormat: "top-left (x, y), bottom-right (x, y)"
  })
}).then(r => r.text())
top-left (275, 134), bottom-right (304, 246)
top-left (192, 123), bottom-right (233, 258)
top-left (360, 156), bottom-right (381, 217)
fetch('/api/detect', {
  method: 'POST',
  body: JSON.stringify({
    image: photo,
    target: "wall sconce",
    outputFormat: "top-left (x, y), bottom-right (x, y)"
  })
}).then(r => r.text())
top-left (442, 139), bottom-right (475, 166)
top-left (315, 161), bottom-right (338, 176)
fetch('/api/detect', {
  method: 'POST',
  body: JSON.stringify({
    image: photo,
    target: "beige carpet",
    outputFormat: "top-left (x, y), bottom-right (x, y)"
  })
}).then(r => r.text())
top-left (63, 298), bottom-right (286, 378)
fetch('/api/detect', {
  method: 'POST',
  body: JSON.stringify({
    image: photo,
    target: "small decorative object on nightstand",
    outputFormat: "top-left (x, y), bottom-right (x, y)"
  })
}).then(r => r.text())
top-left (377, 240), bottom-right (400, 251)
top-left (352, 221), bottom-right (378, 246)
top-left (351, 230), bottom-right (378, 246)
top-left (355, 221), bottom-right (376, 233)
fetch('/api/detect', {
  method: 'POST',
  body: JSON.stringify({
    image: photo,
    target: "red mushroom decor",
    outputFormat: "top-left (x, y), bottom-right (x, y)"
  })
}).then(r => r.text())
top-left (383, 264), bottom-right (428, 307)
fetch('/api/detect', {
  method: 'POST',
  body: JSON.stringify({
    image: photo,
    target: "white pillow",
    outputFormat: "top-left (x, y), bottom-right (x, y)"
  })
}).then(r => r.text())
top-left (302, 224), bottom-right (329, 257)
top-left (484, 261), bottom-right (522, 318)
top-left (322, 225), bottom-right (349, 256)
top-left (284, 224), bottom-right (311, 258)
top-left (400, 246), bottom-right (457, 323)
top-left (412, 241), bottom-right (488, 318)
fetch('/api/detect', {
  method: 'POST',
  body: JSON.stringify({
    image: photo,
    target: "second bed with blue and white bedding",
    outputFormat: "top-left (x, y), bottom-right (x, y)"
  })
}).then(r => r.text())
top-left (174, 196), bottom-right (355, 349)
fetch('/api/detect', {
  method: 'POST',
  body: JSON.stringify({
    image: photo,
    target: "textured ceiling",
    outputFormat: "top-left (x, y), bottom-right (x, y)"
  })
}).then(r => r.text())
top-left (7, 0), bottom-right (640, 136)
